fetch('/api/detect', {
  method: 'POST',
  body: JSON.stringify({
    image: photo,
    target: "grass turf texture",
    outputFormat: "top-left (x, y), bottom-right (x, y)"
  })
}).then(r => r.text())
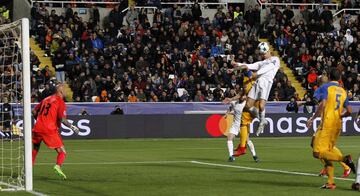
top-left (4, 136), bottom-right (360, 196)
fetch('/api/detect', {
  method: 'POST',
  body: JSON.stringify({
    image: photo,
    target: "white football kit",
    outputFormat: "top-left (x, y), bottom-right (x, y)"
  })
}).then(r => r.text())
top-left (229, 101), bottom-right (246, 136)
top-left (246, 56), bottom-right (280, 100)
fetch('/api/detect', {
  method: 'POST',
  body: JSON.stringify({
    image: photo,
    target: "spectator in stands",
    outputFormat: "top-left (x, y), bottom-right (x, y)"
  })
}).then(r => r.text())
top-left (125, 5), bottom-right (138, 28)
top-left (110, 105), bottom-right (124, 115)
top-left (96, 90), bottom-right (109, 102)
top-left (286, 97), bottom-right (298, 113)
top-left (192, 3), bottom-right (202, 22)
top-left (89, 5), bottom-right (100, 25)
top-left (128, 91), bottom-right (138, 102)
top-left (303, 96), bottom-right (316, 113)
top-left (78, 109), bottom-right (90, 116)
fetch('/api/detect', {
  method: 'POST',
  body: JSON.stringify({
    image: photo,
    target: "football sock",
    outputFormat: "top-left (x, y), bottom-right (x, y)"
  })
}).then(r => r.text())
top-left (227, 140), bottom-right (233, 157)
top-left (260, 110), bottom-right (266, 122)
top-left (356, 156), bottom-right (360, 183)
top-left (247, 139), bottom-right (256, 157)
top-left (248, 107), bottom-right (259, 118)
top-left (32, 149), bottom-right (38, 165)
top-left (239, 125), bottom-right (248, 148)
top-left (326, 164), bottom-right (335, 184)
top-left (56, 151), bottom-right (66, 166)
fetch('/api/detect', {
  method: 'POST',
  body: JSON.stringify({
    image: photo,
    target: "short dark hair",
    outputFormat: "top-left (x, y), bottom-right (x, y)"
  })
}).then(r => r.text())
top-left (328, 68), bottom-right (340, 81)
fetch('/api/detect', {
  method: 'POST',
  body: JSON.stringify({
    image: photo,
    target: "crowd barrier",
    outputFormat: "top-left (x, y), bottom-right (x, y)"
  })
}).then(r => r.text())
top-left (14, 113), bottom-right (360, 139)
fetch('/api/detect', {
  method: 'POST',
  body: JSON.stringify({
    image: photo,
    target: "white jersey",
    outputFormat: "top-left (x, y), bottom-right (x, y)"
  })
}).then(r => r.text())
top-left (246, 56), bottom-right (280, 83)
top-left (228, 101), bottom-right (246, 136)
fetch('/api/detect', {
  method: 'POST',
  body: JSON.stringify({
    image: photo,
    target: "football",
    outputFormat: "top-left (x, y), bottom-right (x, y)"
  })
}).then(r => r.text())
top-left (258, 42), bottom-right (270, 54)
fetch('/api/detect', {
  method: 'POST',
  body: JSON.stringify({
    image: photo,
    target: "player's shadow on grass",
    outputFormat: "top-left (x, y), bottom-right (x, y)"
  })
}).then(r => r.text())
top-left (230, 178), bottom-right (315, 188)
top-left (36, 176), bottom-right (108, 196)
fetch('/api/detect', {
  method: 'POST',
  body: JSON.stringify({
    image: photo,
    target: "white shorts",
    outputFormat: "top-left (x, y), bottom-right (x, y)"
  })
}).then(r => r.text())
top-left (248, 79), bottom-right (272, 101)
top-left (229, 123), bottom-right (240, 136)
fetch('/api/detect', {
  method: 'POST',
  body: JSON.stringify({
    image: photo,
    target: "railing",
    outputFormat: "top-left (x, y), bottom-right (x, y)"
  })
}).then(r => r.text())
top-left (160, 2), bottom-right (228, 9)
top-left (257, 0), bottom-right (339, 10)
top-left (121, 6), bottom-right (158, 13)
top-left (29, 0), bottom-right (120, 8)
top-left (333, 8), bottom-right (360, 17)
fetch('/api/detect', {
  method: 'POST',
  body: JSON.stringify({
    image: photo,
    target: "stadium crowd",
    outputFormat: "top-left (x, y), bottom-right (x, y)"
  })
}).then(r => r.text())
top-left (263, 3), bottom-right (360, 101)
top-left (29, 1), bottom-right (359, 102)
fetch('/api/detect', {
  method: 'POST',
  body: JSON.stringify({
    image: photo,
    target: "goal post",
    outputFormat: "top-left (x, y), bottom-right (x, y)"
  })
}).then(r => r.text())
top-left (21, 17), bottom-right (32, 192)
top-left (0, 18), bottom-right (32, 192)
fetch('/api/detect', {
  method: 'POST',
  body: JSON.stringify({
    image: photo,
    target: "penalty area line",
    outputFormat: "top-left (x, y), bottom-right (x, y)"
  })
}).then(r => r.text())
top-left (36, 160), bottom-right (192, 165)
top-left (190, 161), bottom-right (354, 182)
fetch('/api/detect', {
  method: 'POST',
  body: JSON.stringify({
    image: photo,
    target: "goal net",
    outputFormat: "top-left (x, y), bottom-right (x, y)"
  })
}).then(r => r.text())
top-left (0, 18), bottom-right (32, 191)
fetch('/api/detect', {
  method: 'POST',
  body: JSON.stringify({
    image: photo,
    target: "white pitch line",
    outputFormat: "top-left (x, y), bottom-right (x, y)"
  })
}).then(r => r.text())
top-left (28, 190), bottom-right (49, 196)
top-left (36, 160), bottom-right (191, 166)
top-left (190, 161), bottom-right (354, 182)
top-left (0, 181), bottom-right (48, 196)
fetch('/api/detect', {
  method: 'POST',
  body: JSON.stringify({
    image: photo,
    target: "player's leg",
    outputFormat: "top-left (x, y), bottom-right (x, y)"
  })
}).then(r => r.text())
top-left (3, 121), bottom-right (11, 139)
top-left (246, 98), bottom-right (257, 118)
top-left (351, 155), bottom-right (360, 191)
top-left (54, 147), bottom-right (67, 179)
top-left (32, 132), bottom-right (43, 165)
top-left (255, 99), bottom-right (267, 136)
top-left (42, 132), bottom-right (67, 179)
top-left (246, 139), bottom-right (259, 162)
top-left (228, 124), bottom-right (240, 160)
top-left (332, 146), bottom-right (351, 177)
top-left (32, 143), bottom-right (41, 165)
top-left (321, 160), bottom-right (336, 189)
top-left (227, 133), bottom-right (235, 162)
top-left (245, 84), bottom-right (258, 118)
top-left (235, 111), bottom-right (252, 151)
top-left (55, 147), bottom-right (67, 167)
top-left (233, 125), bottom-right (247, 156)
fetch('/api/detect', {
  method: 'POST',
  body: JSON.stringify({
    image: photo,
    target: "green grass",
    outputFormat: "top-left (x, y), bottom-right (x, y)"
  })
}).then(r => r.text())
top-left (3, 136), bottom-right (360, 196)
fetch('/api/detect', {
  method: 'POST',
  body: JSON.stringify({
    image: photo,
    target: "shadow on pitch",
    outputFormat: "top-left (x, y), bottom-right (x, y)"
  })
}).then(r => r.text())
top-left (36, 176), bottom-right (108, 195)
top-left (224, 177), bottom-right (316, 189)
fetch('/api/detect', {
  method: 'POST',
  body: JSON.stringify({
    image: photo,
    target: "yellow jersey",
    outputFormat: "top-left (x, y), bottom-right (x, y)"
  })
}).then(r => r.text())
top-left (243, 71), bottom-right (256, 94)
top-left (314, 82), bottom-right (349, 130)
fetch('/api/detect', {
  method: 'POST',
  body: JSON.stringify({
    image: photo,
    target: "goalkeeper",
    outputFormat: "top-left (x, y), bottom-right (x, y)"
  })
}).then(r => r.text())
top-left (32, 84), bottom-right (80, 180)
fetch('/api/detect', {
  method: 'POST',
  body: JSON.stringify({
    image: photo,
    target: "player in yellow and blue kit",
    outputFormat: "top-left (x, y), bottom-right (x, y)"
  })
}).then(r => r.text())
top-left (311, 76), bottom-right (351, 178)
top-left (307, 68), bottom-right (354, 189)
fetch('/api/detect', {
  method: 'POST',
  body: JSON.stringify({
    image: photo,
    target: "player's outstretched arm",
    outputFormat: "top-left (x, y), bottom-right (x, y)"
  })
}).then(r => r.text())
top-left (61, 118), bottom-right (80, 134)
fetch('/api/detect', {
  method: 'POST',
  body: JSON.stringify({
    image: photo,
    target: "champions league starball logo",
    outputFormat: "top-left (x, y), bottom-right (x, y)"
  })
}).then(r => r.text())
top-left (205, 114), bottom-right (234, 137)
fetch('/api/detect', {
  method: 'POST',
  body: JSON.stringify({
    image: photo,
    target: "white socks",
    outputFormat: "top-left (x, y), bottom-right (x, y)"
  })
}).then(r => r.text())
top-left (260, 110), bottom-right (266, 122)
top-left (247, 139), bottom-right (256, 157)
top-left (249, 107), bottom-right (259, 118)
top-left (356, 156), bottom-right (360, 183)
top-left (227, 140), bottom-right (233, 157)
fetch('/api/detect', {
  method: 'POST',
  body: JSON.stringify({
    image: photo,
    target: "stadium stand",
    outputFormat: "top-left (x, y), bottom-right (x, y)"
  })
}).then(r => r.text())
top-left (29, 1), bottom-right (359, 102)
top-left (262, 2), bottom-right (360, 101)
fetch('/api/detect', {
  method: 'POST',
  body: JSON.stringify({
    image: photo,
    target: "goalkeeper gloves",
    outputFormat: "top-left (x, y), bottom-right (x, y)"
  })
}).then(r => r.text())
top-left (70, 124), bottom-right (80, 134)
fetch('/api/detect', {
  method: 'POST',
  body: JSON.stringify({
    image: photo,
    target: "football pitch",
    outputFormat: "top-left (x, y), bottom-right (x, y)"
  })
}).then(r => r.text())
top-left (6, 136), bottom-right (360, 196)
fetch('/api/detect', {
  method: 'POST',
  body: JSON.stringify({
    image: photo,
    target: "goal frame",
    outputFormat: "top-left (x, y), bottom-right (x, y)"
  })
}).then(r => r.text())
top-left (21, 18), bottom-right (32, 192)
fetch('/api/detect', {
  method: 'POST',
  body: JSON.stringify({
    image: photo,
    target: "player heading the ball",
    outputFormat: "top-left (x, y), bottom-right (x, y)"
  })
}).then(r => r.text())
top-left (228, 42), bottom-right (280, 136)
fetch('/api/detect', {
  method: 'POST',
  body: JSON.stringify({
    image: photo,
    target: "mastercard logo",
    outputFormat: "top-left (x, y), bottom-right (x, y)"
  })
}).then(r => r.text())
top-left (205, 114), bottom-right (234, 137)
